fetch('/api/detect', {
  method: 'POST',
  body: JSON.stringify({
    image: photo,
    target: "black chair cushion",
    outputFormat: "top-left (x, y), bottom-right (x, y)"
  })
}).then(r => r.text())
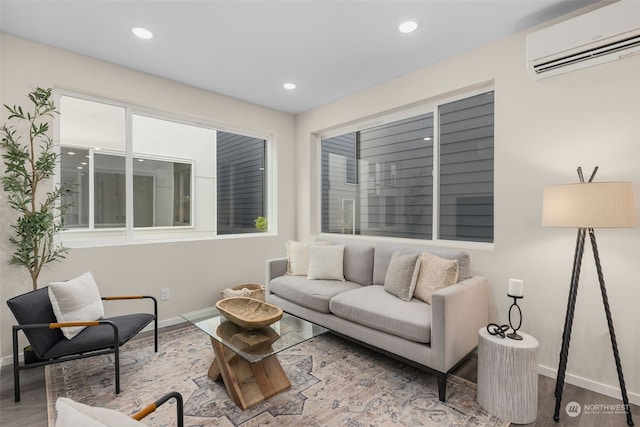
top-left (7, 287), bottom-right (155, 360)
top-left (6, 287), bottom-right (62, 358)
top-left (43, 313), bottom-right (155, 359)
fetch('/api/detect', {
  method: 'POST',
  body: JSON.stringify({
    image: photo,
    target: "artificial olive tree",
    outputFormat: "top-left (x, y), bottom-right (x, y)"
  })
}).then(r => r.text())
top-left (1, 87), bottom-right (70, 290)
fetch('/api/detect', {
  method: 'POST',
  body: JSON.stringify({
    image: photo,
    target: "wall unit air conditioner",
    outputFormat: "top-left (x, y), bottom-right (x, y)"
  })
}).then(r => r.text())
top-left (526, 0), bottom-right (640, 80)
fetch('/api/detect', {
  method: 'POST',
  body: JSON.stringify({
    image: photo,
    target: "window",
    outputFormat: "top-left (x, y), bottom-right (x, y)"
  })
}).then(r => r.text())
top-left (58, 94), bottom-right (268, 242)
top-left (217, 131), bottom-right (267, 235)
top-left (320, 90), bottom-right (494, 243)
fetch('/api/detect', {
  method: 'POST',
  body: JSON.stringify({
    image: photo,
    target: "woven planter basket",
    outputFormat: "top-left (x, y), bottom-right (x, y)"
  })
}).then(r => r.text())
top-left (221, 283), bottom-right (265, 301)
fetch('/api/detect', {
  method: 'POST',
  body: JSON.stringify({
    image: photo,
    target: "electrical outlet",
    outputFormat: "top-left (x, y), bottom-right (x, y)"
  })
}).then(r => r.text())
top-left (161, 288), bottom-right (170, 301)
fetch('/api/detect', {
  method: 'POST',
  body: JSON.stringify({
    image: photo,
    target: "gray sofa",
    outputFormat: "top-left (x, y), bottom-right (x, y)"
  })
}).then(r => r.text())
top-left (265, 238), bottom-right (489, 401)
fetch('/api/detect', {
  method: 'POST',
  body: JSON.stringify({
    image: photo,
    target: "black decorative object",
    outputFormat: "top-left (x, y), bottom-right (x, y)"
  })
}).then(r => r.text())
top-left (507, 295), bottom-right (523, 340)
top-left (542, 167), bottom-right (636, 427)
top-left (486, 323), bottom-right (510, 338)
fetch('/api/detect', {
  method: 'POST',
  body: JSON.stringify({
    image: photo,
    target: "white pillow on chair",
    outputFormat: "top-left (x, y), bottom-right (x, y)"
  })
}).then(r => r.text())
top-left (55, 397), bottom-right (146, 427)
top-left (48, 271), bottom-right (104, 340)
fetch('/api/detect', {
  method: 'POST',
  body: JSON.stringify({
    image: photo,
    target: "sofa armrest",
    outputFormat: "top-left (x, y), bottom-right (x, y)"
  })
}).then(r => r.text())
top-left (265, 258), bottom-right (288, 297)
top-left (430, 275), bottom-right (489, 372)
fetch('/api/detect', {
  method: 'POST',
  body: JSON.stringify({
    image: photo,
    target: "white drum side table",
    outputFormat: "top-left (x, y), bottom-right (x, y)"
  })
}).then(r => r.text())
top-left (477, 328), bottom-right (539, 424)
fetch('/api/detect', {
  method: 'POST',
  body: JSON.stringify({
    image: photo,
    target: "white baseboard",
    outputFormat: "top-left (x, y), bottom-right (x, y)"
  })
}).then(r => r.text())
top-left (0, 316), bottom-right (188, 368)
top-left (538, 364), bottom-right (640, 406)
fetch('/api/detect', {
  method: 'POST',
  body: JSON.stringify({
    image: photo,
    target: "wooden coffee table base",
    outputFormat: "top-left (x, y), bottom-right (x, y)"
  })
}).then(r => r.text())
top-left (208, 337), bottom-right (291, 410)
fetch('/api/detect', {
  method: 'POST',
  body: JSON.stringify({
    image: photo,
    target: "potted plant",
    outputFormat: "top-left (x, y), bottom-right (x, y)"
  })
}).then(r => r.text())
top-left (1, 87), bottom-right (70, 291)
top-left (254, 215), bottom-right (268, 232)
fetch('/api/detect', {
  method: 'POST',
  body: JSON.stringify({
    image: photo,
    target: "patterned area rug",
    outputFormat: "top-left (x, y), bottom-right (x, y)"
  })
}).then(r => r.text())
top-left (46, 325), bottom-right (508, 426)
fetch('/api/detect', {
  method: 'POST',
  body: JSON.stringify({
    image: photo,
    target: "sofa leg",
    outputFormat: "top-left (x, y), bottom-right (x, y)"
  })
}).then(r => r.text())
top-left (437, 372), bottom-right (447, 402)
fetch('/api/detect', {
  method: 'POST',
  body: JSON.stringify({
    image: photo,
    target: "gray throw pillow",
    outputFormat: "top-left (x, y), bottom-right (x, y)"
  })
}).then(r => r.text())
top-left (343, 244), bottom-right (375, 285)
top-left (383, 251), bottom-right (420, 302)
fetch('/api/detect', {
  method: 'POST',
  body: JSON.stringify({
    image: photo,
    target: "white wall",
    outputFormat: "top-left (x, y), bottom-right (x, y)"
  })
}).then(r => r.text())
top-left (0, 34), bottom-right (297, 360)
top-left (2, 4), bottom-right (639, 407)
top-left (295, 14), bottom-right (640, 404)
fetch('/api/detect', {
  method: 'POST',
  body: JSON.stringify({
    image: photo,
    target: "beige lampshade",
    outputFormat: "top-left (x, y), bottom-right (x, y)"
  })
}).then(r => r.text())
top-left (542, 182), bottom-right (637, 228)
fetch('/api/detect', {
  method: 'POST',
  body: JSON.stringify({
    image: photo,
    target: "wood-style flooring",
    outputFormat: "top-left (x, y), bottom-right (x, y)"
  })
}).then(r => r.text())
top-left (1, 328), bottom-right (637, 426)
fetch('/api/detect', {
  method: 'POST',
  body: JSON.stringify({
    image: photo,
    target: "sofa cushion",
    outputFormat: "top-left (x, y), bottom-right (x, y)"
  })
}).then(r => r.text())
top-left (373, 243), bottom-right (471, 285)
top-left (383, 251), bottom-right (420, 301)
top-left (269, 276), bottom-right (361, 313)
top-left (307, 245), bottom-right (345, 281)
top-left (329, 285), bottom-right (432, 343)
top-left (343, 243), bottom-right (375, 286)
top-left (286, 240), bottom-right (331, 276)
top-left (317, 239), bottom-right (375, 286)
top-left (414, 252), bottom-right (459, 304)
top-left (373, 244), bottom-right (422, 286)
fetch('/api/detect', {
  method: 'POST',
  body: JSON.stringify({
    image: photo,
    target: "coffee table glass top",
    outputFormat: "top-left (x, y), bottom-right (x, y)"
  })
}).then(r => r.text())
top-left (181, 306), bottom-right (327, 363)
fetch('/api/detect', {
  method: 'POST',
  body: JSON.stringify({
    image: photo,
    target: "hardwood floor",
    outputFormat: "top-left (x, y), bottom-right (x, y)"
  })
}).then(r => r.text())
top-left (0, 364), bottom-right (47, 426)
top-left (1, 333), bottom-right (636, 426)
top-left (450, 352), bottom-right (638, 427)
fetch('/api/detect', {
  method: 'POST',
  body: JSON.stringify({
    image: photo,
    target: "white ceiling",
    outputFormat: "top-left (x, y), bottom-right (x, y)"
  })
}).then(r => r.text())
top-left (0, 0), bottom-right (599, 114)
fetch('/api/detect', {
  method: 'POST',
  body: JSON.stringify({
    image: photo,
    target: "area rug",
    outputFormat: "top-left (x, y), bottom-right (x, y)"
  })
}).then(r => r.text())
top-left (46, 326), bottom-right (508, 426)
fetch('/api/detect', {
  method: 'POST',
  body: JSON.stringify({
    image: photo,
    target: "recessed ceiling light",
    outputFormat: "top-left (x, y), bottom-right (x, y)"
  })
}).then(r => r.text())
top-left (283, 82), bottom-right (296, 90)
top-left (398, 20), bottom-right (418, 34)
top-left (132, 27), bottom-right (153, 40)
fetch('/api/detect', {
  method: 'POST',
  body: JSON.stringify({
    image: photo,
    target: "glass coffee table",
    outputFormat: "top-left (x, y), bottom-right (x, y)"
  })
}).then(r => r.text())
top-left (181, 306), bottom-right (327, 410)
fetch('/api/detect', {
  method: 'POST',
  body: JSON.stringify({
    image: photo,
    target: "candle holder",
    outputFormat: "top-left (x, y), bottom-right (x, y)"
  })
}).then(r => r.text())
top-left (507, 294), bottom-right (523, 340)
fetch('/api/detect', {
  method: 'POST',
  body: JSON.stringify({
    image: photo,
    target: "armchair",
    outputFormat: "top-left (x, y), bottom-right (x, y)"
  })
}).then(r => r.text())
top-left (6, 286), bottom-right (158, 402)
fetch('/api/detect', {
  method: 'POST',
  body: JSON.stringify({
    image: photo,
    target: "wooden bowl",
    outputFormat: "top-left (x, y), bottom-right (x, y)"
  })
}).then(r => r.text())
top-left (215, 297), bottom-right (283, 330)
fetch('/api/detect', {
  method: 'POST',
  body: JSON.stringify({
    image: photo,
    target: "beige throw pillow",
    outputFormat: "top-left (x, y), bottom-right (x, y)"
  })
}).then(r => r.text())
top-left (307, 245), bottom-right (345, 280)
top-left (383, 251), bottom-right (421, 302)
top-left (414, 252), bottom-right (459, 304)
top-left (48, 271), bottom-right (104, 340)
top-left (286, 240), bottom-right (331, 276)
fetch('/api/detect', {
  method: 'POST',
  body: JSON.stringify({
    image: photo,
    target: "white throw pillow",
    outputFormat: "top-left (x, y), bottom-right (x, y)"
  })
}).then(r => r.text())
top-left (48, 272), bottom-right (104, 340)
top-left (307, 245), bottom-right (345, 281)
top-left (285, 240), bottom-right (331, 276)
top-left (383, 251), bottom-right (421, 301)
top-left (413, 252), bottom-right (459, 304)
top-left (55, 397), bottom-right (146, 427)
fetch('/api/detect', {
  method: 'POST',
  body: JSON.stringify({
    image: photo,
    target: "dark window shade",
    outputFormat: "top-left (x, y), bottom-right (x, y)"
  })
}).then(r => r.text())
top-left (322, 114), bottom-right (434, 239)
top-left (217, 131), bottom-right (266, 234)
top-left (358, 114), bottom-right (434, 239)
top-left (321, 91), bottom-right (493, 243)
top-left (439, 92), bottom-right (494, 242)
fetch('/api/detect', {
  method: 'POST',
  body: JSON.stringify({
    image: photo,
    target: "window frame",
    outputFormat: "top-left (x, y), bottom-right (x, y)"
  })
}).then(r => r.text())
top-left (54, 90), bottom-right (274, 247)
top-left (317, 86), bottom-right (494, 250)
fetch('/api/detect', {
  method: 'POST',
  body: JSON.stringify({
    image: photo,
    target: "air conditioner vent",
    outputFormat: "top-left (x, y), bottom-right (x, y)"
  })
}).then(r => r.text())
top-left (533, 34), bottom-right (640, 75)
top-left (527, 1), bottom-right (640, 79)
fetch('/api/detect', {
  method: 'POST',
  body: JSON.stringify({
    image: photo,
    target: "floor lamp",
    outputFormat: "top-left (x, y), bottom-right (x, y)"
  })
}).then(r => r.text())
top-left (542, 167), bottom-right (636, 427)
